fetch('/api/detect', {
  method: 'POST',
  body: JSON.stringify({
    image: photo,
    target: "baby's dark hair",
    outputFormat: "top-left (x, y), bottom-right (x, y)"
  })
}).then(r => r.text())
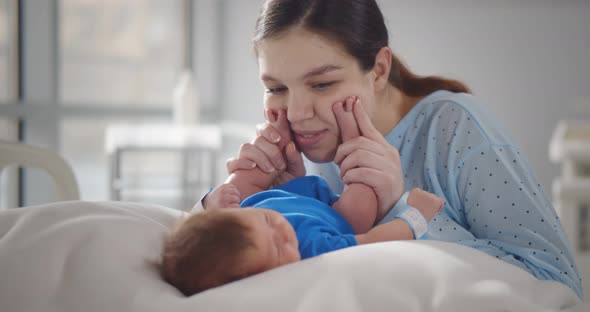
top-left (160, 210), bottom-right (255, 296)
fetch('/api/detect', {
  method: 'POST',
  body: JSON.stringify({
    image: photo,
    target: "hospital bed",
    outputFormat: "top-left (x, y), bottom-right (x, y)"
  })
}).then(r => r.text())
top-left (0, 140), bottom-right (79, 203)
top-left (0, 141), bottom-right (586, 312)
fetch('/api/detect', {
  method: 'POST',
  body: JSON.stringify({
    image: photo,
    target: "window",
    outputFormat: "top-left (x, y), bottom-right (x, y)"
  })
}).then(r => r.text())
top-left (1, 1), bottom-right (195, 207)
top-left (60, 0), bottom-right (187, 106)
top-left (58, 0), bottom-right (190, 203)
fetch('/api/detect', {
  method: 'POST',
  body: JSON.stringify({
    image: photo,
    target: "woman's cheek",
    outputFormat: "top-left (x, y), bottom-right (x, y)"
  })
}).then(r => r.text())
top-left (360, 93), bottom-right (377, 118)
top-left (264, 95), bottom-right (285, 111)
top-left (332, 82), bottom-right (367, 102)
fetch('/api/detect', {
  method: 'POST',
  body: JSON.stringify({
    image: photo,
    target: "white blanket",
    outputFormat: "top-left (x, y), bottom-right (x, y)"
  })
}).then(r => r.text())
top-left (0, 201), bottom-right (586, 312)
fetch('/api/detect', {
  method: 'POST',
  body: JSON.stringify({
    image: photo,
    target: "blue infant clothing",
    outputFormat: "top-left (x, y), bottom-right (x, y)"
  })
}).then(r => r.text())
top-left (240, 175), bottom-right (357, 259)
top-left (305, 90), bottom-right (583, 299)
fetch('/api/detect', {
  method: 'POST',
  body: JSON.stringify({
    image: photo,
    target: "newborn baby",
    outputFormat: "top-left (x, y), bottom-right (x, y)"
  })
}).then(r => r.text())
top-left (160, 176), bottom-right (443, 296)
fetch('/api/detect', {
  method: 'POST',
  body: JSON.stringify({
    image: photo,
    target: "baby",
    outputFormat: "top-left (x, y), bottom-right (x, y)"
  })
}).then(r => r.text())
top-left (161, 177), bottom-right (443, 296)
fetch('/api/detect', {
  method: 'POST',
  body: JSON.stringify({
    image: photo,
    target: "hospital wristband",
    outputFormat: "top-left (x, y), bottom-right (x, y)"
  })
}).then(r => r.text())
top-left (393, 191), bottom-right (428, 239)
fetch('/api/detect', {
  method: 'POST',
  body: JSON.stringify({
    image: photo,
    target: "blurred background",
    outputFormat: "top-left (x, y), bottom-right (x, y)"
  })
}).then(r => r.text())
top-left (0, 0), bottom-right (589, 208)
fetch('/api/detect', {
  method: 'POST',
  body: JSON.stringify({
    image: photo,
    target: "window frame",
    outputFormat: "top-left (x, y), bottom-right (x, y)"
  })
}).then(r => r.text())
top-left (0, 0), bottom-right (201, 206)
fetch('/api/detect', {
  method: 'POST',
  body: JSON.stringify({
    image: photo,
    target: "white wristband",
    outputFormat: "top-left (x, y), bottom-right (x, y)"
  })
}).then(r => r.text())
top-left (394, 191), bottom-right (428, 239)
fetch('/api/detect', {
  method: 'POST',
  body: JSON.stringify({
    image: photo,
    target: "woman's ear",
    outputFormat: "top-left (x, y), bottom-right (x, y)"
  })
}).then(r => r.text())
top-left (371, 47), bottom-right (392, 92)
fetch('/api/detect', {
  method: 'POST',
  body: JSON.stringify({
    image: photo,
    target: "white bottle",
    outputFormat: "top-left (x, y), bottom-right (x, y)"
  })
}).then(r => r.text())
top-left (173, 69), bottom-right (200, 125)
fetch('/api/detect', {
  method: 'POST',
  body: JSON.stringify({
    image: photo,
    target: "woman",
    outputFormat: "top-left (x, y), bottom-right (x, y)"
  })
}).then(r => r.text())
top-left (221, 0), bottom-right (582, 298)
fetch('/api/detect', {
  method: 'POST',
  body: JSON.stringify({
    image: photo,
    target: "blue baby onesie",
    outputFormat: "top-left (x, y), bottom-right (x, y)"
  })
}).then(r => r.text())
top-left (305, 90), bottom-right (583, 299)
top-left (240, 175), bottom-right (357, 259)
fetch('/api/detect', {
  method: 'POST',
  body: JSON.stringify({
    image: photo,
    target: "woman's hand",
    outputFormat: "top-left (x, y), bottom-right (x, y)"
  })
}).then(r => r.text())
top-left (225, 109), bottom-right (306, 187)
top-left (333, 96), bottom-right (405, 221)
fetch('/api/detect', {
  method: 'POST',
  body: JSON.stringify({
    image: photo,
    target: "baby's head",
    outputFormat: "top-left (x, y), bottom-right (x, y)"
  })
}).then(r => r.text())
top-left (161, 208), bottom-right (300, 296)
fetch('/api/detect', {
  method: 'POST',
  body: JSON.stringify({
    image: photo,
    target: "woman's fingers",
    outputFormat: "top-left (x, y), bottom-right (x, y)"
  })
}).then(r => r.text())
top-left (228, 109), bottom-right (297, 186)
top-left (333, 136), bottom-right (384, 165)
top-left (256, 121), bottom-right (282, 145)
top-left (233, 142), bottom-right (279, 173)
top-left (338, 148), bottom-right (388, 178)
top-left (270, 142), bottom-right (305, 187)
top-left (341, 167), bottom-right (396, 193)
top-left (252, 135), bottom-right (286, 171)
top-left (225, 157), bottom-right (256, 173)
top-left (341, 166), bottom-right (403, 219)
top-left (335, 136), bottom-right (400, 165)
top-left (258, 108), bottom-right (290, 147)
top-left (353, 97), bottom-right (388, 144)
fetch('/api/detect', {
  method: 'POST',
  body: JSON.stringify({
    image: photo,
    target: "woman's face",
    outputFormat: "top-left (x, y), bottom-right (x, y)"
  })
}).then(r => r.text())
top-left (257, 28), bottom-right (377, 162)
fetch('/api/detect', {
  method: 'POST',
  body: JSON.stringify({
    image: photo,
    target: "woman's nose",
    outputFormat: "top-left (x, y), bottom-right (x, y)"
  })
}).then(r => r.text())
top-left (286, 93), bottom-right (314, 122)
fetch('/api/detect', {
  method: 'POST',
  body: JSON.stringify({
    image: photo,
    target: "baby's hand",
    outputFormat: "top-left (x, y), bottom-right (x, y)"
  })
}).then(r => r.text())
top-left (204, 183), bottom-right (242, 209)
top-left (406, 188), bottom-right (444, 221)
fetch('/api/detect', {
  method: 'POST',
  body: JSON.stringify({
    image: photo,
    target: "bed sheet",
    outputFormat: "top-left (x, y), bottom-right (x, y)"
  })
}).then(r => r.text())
top-left (0, 201), bottom-right (586, 312)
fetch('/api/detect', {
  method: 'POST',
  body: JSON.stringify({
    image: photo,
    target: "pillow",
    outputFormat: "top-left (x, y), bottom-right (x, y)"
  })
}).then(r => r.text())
top-left (0, 201), bottom-right (584, 312)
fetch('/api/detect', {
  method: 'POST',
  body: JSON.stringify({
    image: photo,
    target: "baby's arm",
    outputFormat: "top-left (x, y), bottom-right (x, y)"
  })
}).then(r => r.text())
top-left (201, 183), bottom-right (242, 210)
top-left (355, 188), bottom-right (444, 245)
top-left (224, 110), bottom-right (292, 202)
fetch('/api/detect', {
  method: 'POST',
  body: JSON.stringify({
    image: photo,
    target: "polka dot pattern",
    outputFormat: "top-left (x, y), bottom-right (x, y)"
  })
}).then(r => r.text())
top-left (306, 90), bottom-right (582, 298)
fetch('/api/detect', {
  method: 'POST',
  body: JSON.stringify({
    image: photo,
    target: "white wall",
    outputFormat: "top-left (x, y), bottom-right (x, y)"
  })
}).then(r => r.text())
top-left (216, 0), bottom-right (590, 195)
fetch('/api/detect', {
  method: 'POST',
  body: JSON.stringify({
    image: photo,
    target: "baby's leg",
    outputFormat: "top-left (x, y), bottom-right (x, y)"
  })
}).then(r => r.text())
top-left (332, 98), bottom-right (378, 234)
top-left (225, 110), bottom-right (293, 201)
top-left (333, 184), bottom-right (378, 234)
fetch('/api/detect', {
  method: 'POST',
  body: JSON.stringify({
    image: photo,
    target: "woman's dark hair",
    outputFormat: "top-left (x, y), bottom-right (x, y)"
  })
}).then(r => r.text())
top-left (253, 0), bottom-right (470, 97)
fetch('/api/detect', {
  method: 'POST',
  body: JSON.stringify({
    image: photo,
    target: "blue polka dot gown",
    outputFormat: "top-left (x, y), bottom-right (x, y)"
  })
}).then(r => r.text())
top-left (305, 90), bottom-right (583, 299)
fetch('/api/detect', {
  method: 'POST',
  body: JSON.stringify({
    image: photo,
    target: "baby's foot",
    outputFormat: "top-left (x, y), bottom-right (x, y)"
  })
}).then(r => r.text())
top-left (266, 109), bottom-right (293, 152)
top-left (203, 183), bottom-right (241, 209)
top-left (406, 188), bottom-right (444, 221)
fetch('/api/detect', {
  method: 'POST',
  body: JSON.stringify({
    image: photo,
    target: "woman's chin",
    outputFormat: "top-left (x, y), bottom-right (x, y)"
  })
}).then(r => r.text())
top-left (302, 149), bottom-right (336, 164)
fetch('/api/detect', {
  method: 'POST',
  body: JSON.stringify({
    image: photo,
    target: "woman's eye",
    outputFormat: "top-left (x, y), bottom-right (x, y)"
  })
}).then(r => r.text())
top-left (312, 81), bottom-right (335, 90)
top-left (266, 86), bottom-right (287, 94)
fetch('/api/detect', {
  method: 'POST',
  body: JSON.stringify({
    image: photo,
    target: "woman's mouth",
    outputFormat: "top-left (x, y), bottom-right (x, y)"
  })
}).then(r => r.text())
top-left (293, 130), bottom-right (327, 149)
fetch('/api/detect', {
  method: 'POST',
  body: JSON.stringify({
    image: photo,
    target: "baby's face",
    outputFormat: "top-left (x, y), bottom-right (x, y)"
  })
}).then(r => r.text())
top-left (232, 208), bottom-right (301, 274)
